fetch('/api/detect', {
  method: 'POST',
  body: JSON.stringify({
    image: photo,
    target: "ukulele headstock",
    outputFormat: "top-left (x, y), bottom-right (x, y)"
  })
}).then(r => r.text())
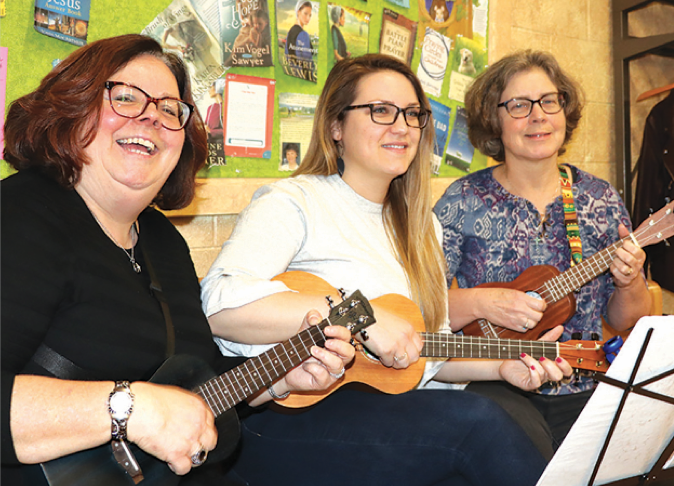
top-left (635, 200), bottom-right (674, 247)
top-left (326, 289), bottom-right (376, 335)
top-left (561, 340), bottom-right (610, 373)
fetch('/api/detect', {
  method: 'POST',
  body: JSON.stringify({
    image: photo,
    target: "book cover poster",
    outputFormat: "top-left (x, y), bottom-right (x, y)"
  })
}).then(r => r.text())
top-left (385, 0), bottom-right (411, 7)
top-left (278, 92), bottom-right (318, 171)
top-left (276, 0), bottom-right (319, 83)
top-left (327, 4), bottom-right (370, 67)
top-left (223, 73), bottom-right (275, 158)
top-left (0, 47), bottom-right (6, 154)
top-left (379, 8), bottom-right (417, 67)
top-left (142, 0), bottom-right (226, 117)
top-left (429, 99), bottom-right (451, 175)
top-left (417, 27), bottom-right (451, 97)
top-left (445, 105), bottom-right (475, 172)
top-left (34, 0), bottom-right (90, 46)
top-left (417, 0), bottom-right (476, 48)
top-left (448, 36), bottom-right (486, 103)
top-left (221, 0), bottom-right (273, 67)
top-left (204, 78), bottom-right (226, 169)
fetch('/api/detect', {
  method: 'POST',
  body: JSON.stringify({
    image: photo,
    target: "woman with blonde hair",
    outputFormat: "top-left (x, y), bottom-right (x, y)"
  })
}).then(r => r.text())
top-left (201, 53), bottom-right (564, 485)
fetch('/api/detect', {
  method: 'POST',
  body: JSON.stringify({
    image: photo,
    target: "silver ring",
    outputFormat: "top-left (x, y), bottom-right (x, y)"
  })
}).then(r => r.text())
top-left (191, 448), bottom-right (208, 467)
top-left (393, 352), bottom-right (408, 361)
top-left (522, 318), bottom-right (529, 330)
top-left (329, 367), bottom-right (345, 379)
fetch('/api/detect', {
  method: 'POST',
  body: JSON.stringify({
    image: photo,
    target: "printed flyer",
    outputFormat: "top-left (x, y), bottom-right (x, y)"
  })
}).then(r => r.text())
top-left (379, 8), bottom-right (417, 67)
top-left (34, 0), bottom-right (90, 46)
top-left (276, 0), bottom-right (319, 83)
top-left (278, 92), bottom-right (319, 171)
top-left (223, 73), bottom-right (275, 158)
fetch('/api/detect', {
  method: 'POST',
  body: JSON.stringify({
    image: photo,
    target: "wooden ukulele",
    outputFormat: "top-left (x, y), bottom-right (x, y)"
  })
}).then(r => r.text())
top-left (272, 272), bottom-right (614, 409)
top-left (462, 201), bottom-right (674, 340)
top-left (40, 288), bottom-right (374, 486)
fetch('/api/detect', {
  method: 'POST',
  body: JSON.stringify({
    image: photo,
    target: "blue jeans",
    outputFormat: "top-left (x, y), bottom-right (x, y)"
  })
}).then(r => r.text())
top-left (229, 389), bottom-right (546, 486)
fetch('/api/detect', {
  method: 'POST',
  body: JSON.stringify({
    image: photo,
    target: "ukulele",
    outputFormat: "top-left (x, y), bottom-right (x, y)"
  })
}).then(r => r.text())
top-left (271, 272), bottom-right (614, 409)
top-left (461, 201), bottom-right (674, 340)
top-left (40, 289), bottom-right (374, 486)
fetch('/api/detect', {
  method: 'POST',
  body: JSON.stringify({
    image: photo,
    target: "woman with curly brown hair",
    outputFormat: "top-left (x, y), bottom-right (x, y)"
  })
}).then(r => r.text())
top-left (434, 50), bottom-right (650, 459)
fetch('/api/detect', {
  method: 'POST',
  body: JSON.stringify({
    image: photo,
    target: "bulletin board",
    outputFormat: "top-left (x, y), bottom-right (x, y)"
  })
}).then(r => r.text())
top-left (1, 0), bottom-right (489, 184)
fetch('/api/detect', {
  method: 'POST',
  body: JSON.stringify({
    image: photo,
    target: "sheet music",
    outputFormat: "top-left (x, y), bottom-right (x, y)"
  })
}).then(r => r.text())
top-left (537, 316), bottom-right (674, 486)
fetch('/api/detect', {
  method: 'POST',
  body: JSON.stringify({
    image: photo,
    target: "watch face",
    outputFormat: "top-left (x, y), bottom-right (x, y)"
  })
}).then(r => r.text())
top-left (110, 391), bottom-right (133, 420)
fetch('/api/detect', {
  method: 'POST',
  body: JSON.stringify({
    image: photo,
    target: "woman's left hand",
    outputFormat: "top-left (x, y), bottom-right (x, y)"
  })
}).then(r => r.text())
top-left (281, 311), bottom-right (355, 393)
top-left (498, 326), bottom-right (573, 391)
top-left (610, 224), bottom-right (646, 289)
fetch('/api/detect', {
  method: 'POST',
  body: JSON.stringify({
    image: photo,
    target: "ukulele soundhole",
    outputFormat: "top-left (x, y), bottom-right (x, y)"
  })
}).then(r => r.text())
top-left (359, 345), bottom-right (383, 363)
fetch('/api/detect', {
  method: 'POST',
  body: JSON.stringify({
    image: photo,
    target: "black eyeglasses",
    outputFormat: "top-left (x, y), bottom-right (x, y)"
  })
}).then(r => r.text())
top-left (104, 81), bottom-right (194, 131)
top-left (343, 102), bottom-right (430, 128)
top-left (497, 93), bottom-right (565, 119)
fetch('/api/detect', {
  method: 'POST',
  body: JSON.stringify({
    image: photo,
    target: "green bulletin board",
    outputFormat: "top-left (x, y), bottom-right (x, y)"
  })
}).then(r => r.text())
top-left (1, 0), bottom-right (488, 180)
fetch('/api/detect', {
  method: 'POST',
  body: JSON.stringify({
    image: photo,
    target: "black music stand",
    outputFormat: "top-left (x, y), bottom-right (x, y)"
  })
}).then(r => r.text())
top-left (537, 316), bottom-right (674, 486)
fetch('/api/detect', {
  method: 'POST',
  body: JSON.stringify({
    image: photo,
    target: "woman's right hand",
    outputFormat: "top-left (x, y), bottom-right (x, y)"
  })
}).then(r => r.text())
top-left (472, 287), bottom-right (547, 333)
top-left (356, 304), bottom-right (422, 369)
top-left (127, 382), bottom-right (217, 475)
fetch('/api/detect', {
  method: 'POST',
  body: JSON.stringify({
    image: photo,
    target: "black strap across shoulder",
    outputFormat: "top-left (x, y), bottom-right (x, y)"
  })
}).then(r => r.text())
top-left (138, 230), bottom-right (176, 359)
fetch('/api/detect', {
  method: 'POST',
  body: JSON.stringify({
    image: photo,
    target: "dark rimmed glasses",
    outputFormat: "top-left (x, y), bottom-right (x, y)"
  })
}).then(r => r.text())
top-left (343, 102), bottom-right (430, 129)
top-left (104, 81), bottom-right (194, 131)
top-left (497, 93), bottom-right (565, 119)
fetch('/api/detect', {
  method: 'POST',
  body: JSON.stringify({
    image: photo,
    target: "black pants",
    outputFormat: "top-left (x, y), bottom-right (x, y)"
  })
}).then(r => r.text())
top-left (466, 381), bottom-right (593, 461)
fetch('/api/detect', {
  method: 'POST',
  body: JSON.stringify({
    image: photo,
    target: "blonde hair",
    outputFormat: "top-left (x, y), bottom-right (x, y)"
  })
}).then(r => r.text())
top-left (294, 54), bottom-right (446, 332)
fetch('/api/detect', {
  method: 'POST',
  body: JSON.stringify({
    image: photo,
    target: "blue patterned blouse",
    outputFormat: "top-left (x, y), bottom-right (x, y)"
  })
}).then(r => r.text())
top-left (433, 165), bottom-right (633, 395)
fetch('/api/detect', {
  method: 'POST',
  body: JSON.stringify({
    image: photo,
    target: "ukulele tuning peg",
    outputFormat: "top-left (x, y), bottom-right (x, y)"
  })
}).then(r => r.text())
top-left (325, 295), bottom-right (335, 309)
top-left (338, 288), bottom-right (347, 300)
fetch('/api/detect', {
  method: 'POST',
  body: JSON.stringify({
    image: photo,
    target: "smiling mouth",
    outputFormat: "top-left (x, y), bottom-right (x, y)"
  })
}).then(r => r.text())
top-left (526, 133), bottom-right (550, 139)
top-left (382, 143), bottom-right (407, 149)
top-left (117, 137), bottom-right (157, 155)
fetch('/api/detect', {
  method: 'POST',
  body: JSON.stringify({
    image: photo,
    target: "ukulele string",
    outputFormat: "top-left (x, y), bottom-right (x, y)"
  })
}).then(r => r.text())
top-left (475, 208), bottom-right (673, 339)
top-left (198, 324), bottom-right (329, 414)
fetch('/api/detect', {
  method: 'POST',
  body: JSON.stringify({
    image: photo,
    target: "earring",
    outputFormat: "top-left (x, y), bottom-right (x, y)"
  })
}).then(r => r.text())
top-left (335, 141), bottom-right (345, 176)
top-left (337, 157), bottom-right (345, 176)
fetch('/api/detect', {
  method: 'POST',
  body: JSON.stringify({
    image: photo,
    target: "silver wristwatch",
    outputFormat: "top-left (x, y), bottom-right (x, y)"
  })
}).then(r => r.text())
top-left (108, 381), bottom-right (134, 441)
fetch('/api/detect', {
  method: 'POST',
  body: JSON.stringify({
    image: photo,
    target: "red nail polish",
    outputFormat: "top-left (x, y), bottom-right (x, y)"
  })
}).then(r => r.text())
top-left (539, 356), bottom-right (545, 362)
top-left (556, 357), bottom-right (563, 363)
top-left (531, 365), bottom-right (536, 370)
top-left (520, 353), bottom-right (526, 358)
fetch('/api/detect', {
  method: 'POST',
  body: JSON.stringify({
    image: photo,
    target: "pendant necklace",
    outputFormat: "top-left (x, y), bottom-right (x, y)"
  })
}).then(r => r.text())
top-left (532, 183), bottom-right (561, 243)
top-left (90, 210), bottom-right (142, 273)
